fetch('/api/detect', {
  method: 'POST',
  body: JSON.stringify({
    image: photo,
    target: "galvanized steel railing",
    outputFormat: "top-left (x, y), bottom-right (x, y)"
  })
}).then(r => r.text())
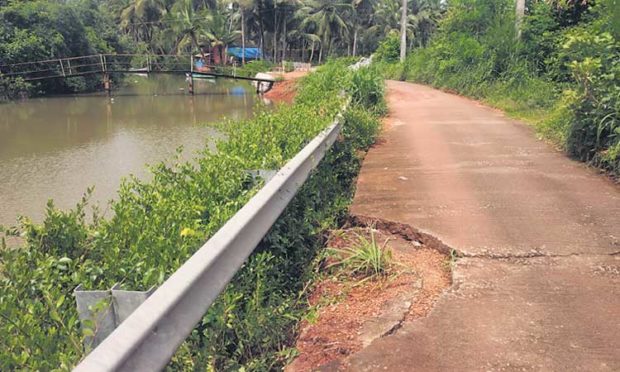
top-left (73, 111), bottom-right (345, 371)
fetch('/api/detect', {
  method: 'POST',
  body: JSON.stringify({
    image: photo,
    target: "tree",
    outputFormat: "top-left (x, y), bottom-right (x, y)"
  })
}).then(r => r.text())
top-left (204, 6), bottom-right (240, 63)
top-left (226, 0), bottom-right (254, 63)
top-left (350, 0), bottom-right (376, 56)
top-left (516, 0), bottom-right (525, 37)
top-left (300, 0), bottom-right (351, 63)
top-left (400, 0), bottom-right (407, 61)
top-left (163, 0), bottom-right (211, 57)
top-left (120, 0), bottom-right (170, 45)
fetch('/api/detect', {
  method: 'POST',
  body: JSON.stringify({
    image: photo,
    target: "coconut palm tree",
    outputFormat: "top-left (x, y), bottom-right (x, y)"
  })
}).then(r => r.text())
top-left (162, 0), bottom-right (211, 58)
top-left (204, 6), bottom-right (240, 64)
top-left (350, 0), bottom-right (377, 56)
top-left (120, 0), bottom-right (170, 45)
top-left (299, 0), bottom-right (352, 63)
top-left (407, 0), bottom-right (442, 48)
top-left (369, 0), bottom-right (441, 52)
top-left (225, 0), bottom-right (254, 63)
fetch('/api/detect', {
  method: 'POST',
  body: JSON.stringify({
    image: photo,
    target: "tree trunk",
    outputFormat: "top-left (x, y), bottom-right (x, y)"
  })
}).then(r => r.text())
top-left (515, 0), bottom-right (525, 38)
top-left (282, 15), bottom-right (287, 62)
top-left (327, 37), bottom-right (331, 59)
top-left (352, 28), bottom-right (358, 57)
top-left (400, 0), bottom-right (408, 62)
top-left (241, 9), bottom-right (246, 65)
top-left (309, 40), bottom-right (315, 63)
top-left (318, 43), bottom-right (323, 64)
top-left (258, 0), bottom-right (265, 59)
top-left (273, 4), bottom-right (278, 62)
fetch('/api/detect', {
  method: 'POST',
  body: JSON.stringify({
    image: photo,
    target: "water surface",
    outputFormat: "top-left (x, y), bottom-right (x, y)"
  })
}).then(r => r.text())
top-left (0, 75), bottom-right (256, 227)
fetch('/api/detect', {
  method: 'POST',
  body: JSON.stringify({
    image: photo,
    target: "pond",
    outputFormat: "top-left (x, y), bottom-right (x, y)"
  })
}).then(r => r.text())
top-left (0, 75), bottom-right (257, 227)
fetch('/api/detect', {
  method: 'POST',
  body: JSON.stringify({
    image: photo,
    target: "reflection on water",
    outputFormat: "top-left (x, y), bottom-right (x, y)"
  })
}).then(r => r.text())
top-left (0, 75), bottom-right (256, 226)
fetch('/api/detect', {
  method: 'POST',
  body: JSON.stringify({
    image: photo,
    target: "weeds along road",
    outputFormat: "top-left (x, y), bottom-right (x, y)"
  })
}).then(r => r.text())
top-left (347, 81), bottom-right (620, 371)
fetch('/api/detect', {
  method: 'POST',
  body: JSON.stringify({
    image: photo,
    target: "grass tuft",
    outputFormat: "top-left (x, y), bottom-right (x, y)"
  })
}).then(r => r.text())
top-left (327, 230), bottom-right (393, 281)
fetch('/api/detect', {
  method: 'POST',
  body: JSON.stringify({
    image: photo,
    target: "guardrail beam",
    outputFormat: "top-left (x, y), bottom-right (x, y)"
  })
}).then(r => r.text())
top-left (74, 113), bottom-right (344, 372)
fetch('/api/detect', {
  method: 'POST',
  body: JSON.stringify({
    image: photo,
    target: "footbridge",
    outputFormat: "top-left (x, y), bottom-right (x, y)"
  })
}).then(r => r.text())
top-left (0, 54), bottom-right (275, 94)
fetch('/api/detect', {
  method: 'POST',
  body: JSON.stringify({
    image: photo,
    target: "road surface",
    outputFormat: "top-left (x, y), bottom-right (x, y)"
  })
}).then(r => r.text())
top-left (347, 81), bottom-right (620, 371)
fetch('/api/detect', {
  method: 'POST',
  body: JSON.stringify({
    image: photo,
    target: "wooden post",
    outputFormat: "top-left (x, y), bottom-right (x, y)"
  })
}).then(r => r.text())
top-left (188, 55), bottom-right (195, 95)
top-left (59, 59), bottom-right (66, 77)
top-left (100, 54), bottom-right (111, 96)
top-left (103, 73), bottom-right (111, 96)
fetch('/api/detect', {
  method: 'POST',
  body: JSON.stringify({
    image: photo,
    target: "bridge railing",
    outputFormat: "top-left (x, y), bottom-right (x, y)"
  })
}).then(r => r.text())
top-left (0, 55), bottom-right (104, 80)
top-left (0, 54), bottom-right (245, 81)
top-left (0, 54), bottom-right (274, 82)
top-left (72, 104), bottom-right (347, 371)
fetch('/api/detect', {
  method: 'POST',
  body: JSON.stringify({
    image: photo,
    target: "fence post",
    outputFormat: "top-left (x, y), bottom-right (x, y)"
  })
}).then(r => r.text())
top-left (59, 59), bottom-right (66, 77)
top-left (103, 73), bottom-right (111, 96)
top-left (188, 55), bottom-right (194, 95)
top-left (100, 55), bottom-right (111, 96)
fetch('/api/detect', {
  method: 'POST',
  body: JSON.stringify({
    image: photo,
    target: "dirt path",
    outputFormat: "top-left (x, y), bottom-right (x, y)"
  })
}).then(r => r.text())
top-left (263, 70), bottom-right (308, 103)
top-left (346, 81), bottom-right (620, 370)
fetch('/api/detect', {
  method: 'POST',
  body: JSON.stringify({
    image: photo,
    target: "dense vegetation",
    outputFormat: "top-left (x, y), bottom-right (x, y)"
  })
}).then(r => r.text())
top-left (377, 0), bottom-right (619, 175)
top-left (0, 60), bottom-right (384, 370)
top-left (0, 0), bottom-right (441, 98)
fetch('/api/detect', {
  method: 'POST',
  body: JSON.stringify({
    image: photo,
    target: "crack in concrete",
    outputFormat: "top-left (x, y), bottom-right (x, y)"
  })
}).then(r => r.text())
top-left (457, 251), bottom-right (620, 260)
top-left (349, 214), bottom-right (620, 261)
top-left (347, 212), bottom-right (620, 357)
top-left (348, 214), bottom-right (453, 256)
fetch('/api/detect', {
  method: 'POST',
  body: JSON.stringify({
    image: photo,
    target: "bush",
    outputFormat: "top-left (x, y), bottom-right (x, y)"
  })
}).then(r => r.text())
top-left (0, 76), bottom-right (31, 101)
top-left (375, 31), bottom-right (400, 63)
top-left (239, 60), bottom-right (274, 76)
top-left (562, 22), bottom-right (619, 171)
top-left (0, 61), bottom-right (384, 370)
top-left (284, 60), bottom-right (295, 73)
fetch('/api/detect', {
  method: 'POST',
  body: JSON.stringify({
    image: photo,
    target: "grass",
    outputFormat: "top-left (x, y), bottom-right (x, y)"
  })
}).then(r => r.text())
top-left (327, 229), bottom-right (393, 281)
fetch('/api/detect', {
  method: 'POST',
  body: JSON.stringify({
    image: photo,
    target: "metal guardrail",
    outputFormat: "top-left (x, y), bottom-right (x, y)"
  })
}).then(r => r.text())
top-left (74, 111), bottom-right (345, 371)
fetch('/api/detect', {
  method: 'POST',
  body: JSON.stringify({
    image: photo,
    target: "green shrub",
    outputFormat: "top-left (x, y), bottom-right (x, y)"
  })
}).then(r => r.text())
top-left (0, 61), bottom-right (384, 370)
top-left (375, 31), bottom-right (400, 63)
top-left (239, 60), bottom-right (274, 76)
top-left (284, 61), bottom-right (294, 73)
top-left (0, 76), bottom-right (31, 101)
top-left (348, 65), bottom-right (387, 115)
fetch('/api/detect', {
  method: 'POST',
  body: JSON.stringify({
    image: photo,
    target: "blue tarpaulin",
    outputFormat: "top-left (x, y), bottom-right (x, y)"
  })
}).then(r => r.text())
top-left (227, 47), bottom-right (262, 60)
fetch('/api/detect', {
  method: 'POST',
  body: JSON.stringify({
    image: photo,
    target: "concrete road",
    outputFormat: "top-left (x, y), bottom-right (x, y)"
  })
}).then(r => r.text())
top-left (348, 81), bottom-right (620, 371)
